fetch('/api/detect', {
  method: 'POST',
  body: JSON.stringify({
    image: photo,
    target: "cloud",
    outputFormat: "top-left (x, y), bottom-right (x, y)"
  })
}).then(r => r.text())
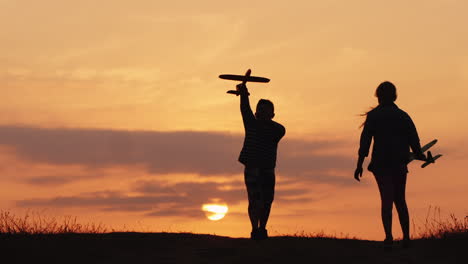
top-left (279, 173), bottom-right (356, 187)
top-left (24, 175), bottom-right (85, 186)
top-left (16, 180), bottom-right (312, 217)
top-left (0, 125), bottom-right (354, 184)
top-left (0, 125), bottom-right (241, 175)
top-left (2, 125), bottom-right (356, 217)
top-left (17, 190), bottom-right (188, 212)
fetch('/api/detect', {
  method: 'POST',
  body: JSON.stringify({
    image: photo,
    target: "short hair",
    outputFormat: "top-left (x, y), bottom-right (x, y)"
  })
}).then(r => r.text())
top-left (257, 99), bottom-right (274, 112)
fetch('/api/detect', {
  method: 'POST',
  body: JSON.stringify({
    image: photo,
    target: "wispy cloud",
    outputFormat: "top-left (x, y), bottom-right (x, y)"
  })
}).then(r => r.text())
top-left (0, 125), bottom-right (354, 182)
top-left (16, 179), bottom-right (312, 218)
top-left (2, 125), bottom-right (356, 217)
top-left (24, 175), bottom-right (87, 186)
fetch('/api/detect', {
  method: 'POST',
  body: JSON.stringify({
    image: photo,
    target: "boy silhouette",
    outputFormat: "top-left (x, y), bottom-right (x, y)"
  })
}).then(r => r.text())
top-left (236, 83), bottom-right (285, 240)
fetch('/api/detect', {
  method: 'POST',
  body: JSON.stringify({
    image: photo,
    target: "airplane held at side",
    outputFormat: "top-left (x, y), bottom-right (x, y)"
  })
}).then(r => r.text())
top-left (409, 139), bottom-right (443, 168)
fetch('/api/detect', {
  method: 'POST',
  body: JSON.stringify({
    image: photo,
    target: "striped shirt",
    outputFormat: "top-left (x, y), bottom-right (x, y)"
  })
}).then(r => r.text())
top-left (238, 94), bottom-right (285, 168)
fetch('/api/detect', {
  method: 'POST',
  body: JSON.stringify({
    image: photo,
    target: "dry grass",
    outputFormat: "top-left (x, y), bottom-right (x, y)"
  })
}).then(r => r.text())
top-left (0, 210), bottom-right (107, 234)
top-left (277, 229), bottom-right (357, 240)
top-left (413, 206), bottom-right (468, 239)
top-left (1, 207), bottom-right (466, 239)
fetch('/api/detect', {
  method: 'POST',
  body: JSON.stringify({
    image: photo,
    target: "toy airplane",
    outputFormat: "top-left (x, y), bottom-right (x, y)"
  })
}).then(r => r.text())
top-left (422, 151), bottom-right (442, 168)
top-left (408, 139), bottom-right (443, 168)
top-left (219, 69), bottom-right (270, 96)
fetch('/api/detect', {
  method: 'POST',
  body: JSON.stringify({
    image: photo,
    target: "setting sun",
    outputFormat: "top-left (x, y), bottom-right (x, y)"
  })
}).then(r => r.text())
top-left (202, 204), bottom-right (229, 221)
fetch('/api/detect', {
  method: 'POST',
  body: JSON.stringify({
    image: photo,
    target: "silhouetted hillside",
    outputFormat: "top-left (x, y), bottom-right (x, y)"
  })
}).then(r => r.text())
top-left (1, 232), bottom-right (466, 264)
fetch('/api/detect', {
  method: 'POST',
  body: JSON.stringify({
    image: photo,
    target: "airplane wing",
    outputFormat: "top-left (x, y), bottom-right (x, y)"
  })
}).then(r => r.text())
top-left (421, 154), bottom-right (443, 168)
top-left (408, 139), bottom-right (438, 162)
top-left (220, 74), bottom-right (270, 83)
top-left (421, 139), bottom-right (438, 153)
top-left (219, 69), bottom-right (270, 83)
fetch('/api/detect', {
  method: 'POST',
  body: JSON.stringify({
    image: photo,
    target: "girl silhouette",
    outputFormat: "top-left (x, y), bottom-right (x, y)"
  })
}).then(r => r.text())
top-left (354, 81), bottom-right (426, 248)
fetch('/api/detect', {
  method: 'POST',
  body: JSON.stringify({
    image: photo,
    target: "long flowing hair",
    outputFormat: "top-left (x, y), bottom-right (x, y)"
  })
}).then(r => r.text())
top-left (360, 81), bottom-right (397, 127)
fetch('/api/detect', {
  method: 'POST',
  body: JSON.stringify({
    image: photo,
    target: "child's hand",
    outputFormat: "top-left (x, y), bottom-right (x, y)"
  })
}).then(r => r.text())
top-left (236, 83), bottom-right (249, 96)
top-left (354, 166), bottom-right (363, 182)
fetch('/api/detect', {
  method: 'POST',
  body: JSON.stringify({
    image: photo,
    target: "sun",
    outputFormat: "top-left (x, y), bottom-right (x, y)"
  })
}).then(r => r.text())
top-left (202, 204), bottom-right (228, 221)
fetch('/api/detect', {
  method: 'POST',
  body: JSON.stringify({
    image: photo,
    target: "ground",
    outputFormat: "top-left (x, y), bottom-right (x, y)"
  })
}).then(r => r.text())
top-left (1, 232), bottom-right (465, 264)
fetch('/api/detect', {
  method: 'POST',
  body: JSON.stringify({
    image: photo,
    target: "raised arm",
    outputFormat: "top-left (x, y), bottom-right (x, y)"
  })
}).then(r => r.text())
top-left (237, 83), bottom-right (255, 127)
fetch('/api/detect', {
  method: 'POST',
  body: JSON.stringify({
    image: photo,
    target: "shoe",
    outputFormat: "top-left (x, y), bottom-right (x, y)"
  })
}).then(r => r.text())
top-left (383, 237), bottom-right (393, 251)
top-left (402, 238), bottom-right (411, 249)
top-left (250, 229), bottom-right (259, 240)
top-left (258, 229), bottom-right (268, 240)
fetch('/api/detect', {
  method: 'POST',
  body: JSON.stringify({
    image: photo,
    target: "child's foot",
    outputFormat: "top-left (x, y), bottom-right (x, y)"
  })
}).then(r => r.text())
top-left (383, 237), bottom-right (393, 251)
top-left (250, 229), bottom-right (259, 240)
top-left (258, 228), bottom-right (268, 240)
top-left (402, 238), bottom-right (411, 249)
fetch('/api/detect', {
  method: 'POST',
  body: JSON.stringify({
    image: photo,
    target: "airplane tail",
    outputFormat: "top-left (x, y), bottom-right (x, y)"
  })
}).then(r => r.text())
top-left (427, 151), bottom-right (434, 162)
top-left (421, 151), bottom-right (442, 168)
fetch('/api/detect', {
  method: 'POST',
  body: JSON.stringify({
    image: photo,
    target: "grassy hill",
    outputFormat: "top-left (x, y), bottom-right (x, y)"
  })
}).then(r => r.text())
top-left (1, 210), bottom-right (466, 263)
top-left (1, 232), bottom-right (466, 264)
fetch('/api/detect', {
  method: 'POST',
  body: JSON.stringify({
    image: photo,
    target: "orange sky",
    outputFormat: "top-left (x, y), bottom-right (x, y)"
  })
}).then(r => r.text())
top-left (0, 0), bottom-right (467, 240)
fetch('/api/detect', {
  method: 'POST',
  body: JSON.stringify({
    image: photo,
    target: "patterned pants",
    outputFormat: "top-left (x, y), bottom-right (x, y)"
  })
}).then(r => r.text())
top-left (244, 167), bottom-right (275, 210)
